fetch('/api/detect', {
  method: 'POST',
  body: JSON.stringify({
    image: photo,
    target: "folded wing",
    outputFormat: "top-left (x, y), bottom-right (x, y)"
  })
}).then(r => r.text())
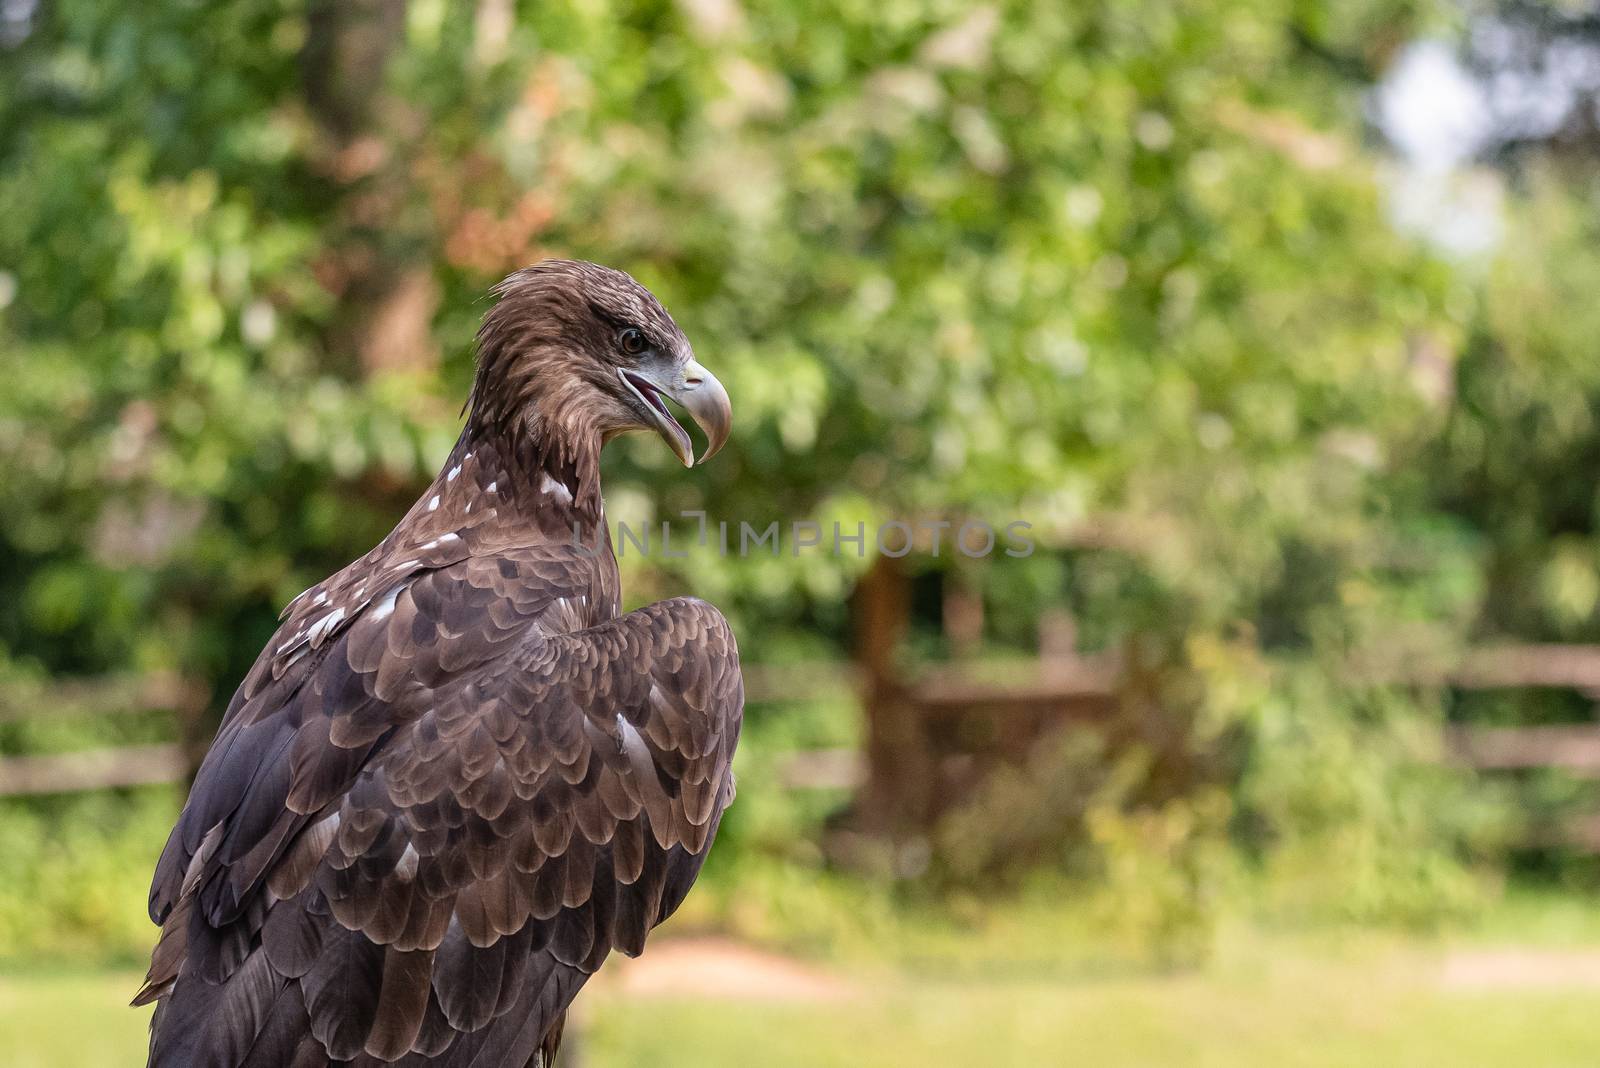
top-left (140, 559), bottom-right (742, 1067)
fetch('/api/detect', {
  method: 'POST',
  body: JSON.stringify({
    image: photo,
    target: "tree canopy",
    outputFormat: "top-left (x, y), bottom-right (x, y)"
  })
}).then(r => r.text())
top-left (5, 0), bottom-right (1598, 939)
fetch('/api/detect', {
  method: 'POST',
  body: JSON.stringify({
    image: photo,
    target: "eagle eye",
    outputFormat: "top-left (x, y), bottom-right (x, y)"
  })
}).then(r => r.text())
top-left (618, 327), bottom-right (648, 356)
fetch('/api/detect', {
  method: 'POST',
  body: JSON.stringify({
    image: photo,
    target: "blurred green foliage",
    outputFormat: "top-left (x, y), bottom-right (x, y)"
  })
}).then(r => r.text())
top-left (0, 0), bottom-right (1455, 670)
top-left (0, 787), bottom-right (180, 964)
top-left (6, 0), bottom-right (1600, 965)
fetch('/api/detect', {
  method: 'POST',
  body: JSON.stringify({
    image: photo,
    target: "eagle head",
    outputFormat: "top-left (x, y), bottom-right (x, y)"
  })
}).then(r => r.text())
top-left (468, 259), bottom-right (731, 467)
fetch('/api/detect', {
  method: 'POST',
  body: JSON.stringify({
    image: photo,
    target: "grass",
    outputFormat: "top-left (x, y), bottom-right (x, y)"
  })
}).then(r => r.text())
top-left (6, 918), bottom-right (1600, 1068)
top-left (2, 970), bottom-right (154, 1068)
top-left (582, 976), bottom-right (1599, 1068)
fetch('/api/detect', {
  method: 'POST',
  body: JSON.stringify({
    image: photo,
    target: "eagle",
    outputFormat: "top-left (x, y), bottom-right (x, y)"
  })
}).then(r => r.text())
top-left (136, 260), bottom-right (743, 1068)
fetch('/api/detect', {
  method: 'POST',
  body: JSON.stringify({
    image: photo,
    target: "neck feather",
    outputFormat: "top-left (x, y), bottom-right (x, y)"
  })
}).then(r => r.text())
top-left (460, 339), bottom-right (609, 530)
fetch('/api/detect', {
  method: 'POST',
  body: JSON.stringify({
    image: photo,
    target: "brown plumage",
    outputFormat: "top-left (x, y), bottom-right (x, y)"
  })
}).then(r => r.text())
top-left (138, 261), bottom-right (742, 1067)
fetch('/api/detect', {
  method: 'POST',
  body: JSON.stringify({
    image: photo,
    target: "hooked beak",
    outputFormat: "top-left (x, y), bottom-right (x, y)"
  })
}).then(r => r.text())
top-left (616, 357), bottom-right (732, 467)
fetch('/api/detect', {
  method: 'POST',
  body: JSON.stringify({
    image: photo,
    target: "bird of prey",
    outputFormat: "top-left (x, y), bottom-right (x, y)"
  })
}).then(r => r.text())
top-left (136, 260), bottom-right (743, 1067)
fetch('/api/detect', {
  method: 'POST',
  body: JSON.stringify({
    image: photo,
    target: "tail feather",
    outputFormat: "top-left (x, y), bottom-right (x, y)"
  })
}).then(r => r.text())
top-left (134, 895), bottom-right (192, 1007)
top-left (142, 894), bottom-right (588, 1066)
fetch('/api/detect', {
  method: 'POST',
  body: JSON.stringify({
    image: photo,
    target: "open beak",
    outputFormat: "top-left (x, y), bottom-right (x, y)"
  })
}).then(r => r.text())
top-left (617, 357), bottom-right (732, 467)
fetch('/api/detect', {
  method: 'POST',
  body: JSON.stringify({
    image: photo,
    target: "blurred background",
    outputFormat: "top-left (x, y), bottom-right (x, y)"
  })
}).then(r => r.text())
top-left (5, 1), bottom-right (1600, 1064)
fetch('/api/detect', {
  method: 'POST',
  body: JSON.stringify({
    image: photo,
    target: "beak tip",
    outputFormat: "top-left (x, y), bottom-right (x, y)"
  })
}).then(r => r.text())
top-left (642, 358), bottom-right (730, 469)
top-left (680, 361), bottom-right (731, 468)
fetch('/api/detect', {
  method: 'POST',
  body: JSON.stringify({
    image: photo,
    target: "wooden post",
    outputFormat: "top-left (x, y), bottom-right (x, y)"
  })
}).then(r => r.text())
top-left (853, 555), bottom-right (931, 835)
top-left (942, 568), bottom-right (985, 660)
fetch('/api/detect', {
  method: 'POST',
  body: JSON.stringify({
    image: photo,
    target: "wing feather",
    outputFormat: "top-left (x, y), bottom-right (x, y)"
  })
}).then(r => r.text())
top-left (143, 538), bottom-right (742, 1068)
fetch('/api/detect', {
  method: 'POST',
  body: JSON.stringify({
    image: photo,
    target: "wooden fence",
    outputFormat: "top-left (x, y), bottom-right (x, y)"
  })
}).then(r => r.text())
top-left (0, 671), bottom-right (207, 797)
top-left (6, 646), bottom-right (1600, 851)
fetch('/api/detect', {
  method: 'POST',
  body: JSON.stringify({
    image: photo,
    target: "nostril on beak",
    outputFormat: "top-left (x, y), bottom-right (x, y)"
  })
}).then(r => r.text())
top-left (684, 377), bottom-right (703, 388)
